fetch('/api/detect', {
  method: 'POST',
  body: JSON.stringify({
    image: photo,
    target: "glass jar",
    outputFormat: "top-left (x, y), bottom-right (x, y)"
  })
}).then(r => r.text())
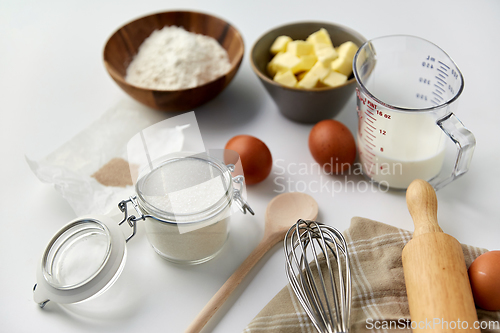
top-left (33, 152), bottom-right (253, 308)
top-left (135, 153), bottom-right (251, 264)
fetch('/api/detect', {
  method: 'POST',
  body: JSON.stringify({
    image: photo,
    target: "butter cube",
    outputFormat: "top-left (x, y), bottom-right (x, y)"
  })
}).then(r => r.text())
top-left (314, 45), bottom-right (338, 67)
top-left (321, 71), bottom-right (348, 87)
top-left (313, 42), bottom-right (330, 53)
top-left (267, 52), bottom-right (301, 76)
top-left (308, 61), bottom-right (331, 80)
top-left (270, 36), bottom-right (292, 54)
top-left (306, 28), bottom-right (333, 46)
top-left (297, 71), bottom-right (319, 89)
top-left (337, 41), bottom-right (359, 60)
top-left (274, 70), bottom-right (298, 88)
top-left (331, 41), bottom-right (359, 76)
top-left (273, 52), bottom-right (301, 73)
top-left (294, 54), bottom-right (317, 73)
top-left (297, 61), bottom-right (331, 89)
top-left (331, 57), bottom-right (353, 76)
top-left (286, 40), bottom-right (314, 56)
top-left (267, 52), bottom-right (282, 76)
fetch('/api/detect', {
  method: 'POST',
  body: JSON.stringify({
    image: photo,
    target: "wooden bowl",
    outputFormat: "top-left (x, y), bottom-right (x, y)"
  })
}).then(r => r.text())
top-left (250, 22), bottom-right (366, 123)
top-left (103, 11), bottom-right (244, 111)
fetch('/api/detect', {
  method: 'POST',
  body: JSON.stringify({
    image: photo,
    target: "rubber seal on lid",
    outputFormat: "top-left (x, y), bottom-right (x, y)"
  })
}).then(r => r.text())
top-left (33, 215), bottom-right (126, 307)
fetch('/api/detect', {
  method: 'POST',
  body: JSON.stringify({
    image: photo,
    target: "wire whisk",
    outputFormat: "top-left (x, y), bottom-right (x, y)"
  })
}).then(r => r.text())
top-left (284, 219), bottom-right (351, 333)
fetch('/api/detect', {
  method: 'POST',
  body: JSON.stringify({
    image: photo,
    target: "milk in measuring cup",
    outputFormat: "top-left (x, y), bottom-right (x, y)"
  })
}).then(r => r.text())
top-left (353, 35), bottom-right (475, 190)
top-left (357, 104), bottom-right (446, 189)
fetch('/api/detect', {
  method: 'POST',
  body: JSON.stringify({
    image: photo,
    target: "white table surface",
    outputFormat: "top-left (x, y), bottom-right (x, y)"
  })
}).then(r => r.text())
top-left (2, 0), bottom-right (499, 332)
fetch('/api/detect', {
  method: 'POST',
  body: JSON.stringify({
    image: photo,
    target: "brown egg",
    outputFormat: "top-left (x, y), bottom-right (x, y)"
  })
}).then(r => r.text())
top-left (468, 250), bottom-right (500, 311)
top-left (225, 135), bottom-right (273, 185)
top-left (308, 120), bottom-right (356, 174)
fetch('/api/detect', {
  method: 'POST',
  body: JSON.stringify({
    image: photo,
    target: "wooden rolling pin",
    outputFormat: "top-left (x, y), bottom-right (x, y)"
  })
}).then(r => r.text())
top-left (402, 179), bottom-right (479, 333)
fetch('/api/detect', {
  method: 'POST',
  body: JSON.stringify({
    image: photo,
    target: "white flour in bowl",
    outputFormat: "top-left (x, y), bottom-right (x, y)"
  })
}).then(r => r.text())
top-left (125, 26), bottom-right (231, 90)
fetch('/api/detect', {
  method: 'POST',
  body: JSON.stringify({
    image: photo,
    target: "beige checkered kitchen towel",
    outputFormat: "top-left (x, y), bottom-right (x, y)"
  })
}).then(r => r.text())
top-left (244, 217), bottom-right (500, 333)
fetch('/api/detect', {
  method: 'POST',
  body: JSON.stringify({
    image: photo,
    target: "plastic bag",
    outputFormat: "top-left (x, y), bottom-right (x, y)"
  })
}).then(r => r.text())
top-left (26, 100), bottom-right (185, 216)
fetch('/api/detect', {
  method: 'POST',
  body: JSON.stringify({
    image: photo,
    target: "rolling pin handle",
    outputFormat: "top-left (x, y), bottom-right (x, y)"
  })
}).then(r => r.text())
top-left (406, 179), bottom-right (443, 238)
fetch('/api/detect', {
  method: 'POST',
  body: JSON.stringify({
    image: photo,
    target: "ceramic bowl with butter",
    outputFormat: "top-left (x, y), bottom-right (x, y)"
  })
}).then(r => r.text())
top-left (103, 11), bottom-right (244, 112)
top-left (250, 22), bottom-right (366, 123)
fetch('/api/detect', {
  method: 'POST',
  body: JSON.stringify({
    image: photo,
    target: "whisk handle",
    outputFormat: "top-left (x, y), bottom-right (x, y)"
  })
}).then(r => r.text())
top-left (185, 233), bottom-right (283, 333)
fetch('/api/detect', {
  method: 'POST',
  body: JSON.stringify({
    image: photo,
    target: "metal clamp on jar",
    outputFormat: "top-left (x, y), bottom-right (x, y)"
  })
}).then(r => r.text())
top-left (119, 153), bottom-right (253, 264)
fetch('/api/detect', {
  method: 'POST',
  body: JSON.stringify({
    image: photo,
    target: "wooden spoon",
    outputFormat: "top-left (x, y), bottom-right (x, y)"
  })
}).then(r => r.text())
top-left (185, 192), bottom-right (319, 333)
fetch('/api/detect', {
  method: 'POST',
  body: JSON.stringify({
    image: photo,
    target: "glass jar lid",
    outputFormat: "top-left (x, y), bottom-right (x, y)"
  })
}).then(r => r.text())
top-left (34, 215), bottom-right (126, 307)
top-left (135, 153), bottom-right (233, 223)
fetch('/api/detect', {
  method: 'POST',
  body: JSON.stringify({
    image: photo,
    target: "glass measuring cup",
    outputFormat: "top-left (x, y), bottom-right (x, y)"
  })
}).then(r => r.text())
top-left (353, 35), bottom-right (475, 190)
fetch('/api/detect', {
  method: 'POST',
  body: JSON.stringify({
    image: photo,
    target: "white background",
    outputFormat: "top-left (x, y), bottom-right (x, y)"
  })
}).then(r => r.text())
top-left (1, 0), bottom-right (499, 332)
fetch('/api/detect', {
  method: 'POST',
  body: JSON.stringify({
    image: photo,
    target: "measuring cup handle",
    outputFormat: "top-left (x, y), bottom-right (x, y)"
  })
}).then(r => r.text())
top-left (433, 113), bottom-right (476, 189)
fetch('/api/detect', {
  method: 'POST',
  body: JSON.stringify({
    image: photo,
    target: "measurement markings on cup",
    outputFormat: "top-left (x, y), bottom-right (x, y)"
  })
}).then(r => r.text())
top-left (430, 60), bottom-right (457, 106)
top-left (363, 102), bottom-right (378, 175)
